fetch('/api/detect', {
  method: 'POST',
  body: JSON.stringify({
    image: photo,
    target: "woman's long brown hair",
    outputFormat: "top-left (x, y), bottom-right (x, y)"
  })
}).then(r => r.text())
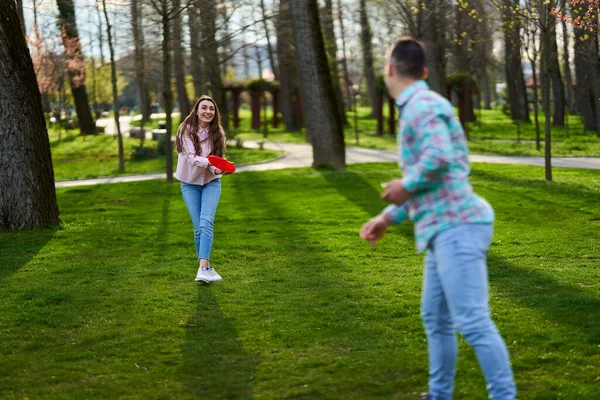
top-left (175, 95), bottom-right (226, 158)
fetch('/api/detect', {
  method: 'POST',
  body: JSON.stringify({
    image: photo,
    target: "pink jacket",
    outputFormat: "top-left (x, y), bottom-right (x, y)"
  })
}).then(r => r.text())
top-left (175, 126), bottom-right (221, 185)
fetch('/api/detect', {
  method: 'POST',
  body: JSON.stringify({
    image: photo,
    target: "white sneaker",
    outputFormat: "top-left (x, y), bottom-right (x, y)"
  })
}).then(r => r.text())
top-left (206, 266), bottom-right (222, 282)
top-left (195, 266), bottom-right (222, 283)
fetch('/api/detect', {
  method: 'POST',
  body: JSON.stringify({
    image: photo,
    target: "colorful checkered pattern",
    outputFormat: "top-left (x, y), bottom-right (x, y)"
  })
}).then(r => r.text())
top-left (383, 81), bottom-right (494, 252)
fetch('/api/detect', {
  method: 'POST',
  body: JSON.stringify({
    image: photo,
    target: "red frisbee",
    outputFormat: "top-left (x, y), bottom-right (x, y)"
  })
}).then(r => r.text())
top-left (208, 155), bottom-right (236, 173)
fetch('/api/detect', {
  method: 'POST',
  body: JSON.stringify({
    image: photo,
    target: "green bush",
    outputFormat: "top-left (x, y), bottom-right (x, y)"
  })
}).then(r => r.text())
top-left (130, 145), bottom-right (158, 161)
top-left (157, 137), bottom-right (168, 156)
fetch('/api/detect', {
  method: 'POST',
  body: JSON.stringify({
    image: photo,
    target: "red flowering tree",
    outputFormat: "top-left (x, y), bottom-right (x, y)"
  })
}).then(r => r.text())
top-left (552, 0), bottom-right (600, 31)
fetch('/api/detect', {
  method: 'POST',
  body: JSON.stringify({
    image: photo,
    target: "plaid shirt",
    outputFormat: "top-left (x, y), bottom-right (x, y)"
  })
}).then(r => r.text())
top-left (383, 81), bottom-right (494, 252)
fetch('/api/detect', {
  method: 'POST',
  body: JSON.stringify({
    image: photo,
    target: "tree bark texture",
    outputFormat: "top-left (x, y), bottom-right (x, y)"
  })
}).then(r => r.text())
top-left (276, 0), bottom-right (301, 131)
top-left (172, 0), bottom-right (191, 119)
top-left (321, 0), bottom-right (347, 125)
top-left (0, 0), bottom-right (60, 230)
top-left (502, 0), bottom-right (530, 122)
top-left (56, 0), bottom-right (96, 135)
top-left (189, 1), bottom-right (205, 98)
top-left (290, 0), bottom-right (346, 169)
top-left (359, 0), bottom-right (377, 115)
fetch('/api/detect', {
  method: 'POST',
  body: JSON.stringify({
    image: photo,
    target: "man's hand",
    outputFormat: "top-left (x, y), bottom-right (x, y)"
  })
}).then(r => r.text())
top-left (360, 214), bottom-right (392, 248)
top-left (381, 179), bottom-right (410, 205)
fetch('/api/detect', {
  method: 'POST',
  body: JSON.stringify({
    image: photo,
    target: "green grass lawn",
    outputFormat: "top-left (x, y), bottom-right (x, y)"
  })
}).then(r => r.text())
top-left (1, 163), bottom-right (599, 399)
top-left (132, 107), bottom-right (600, 157)
top-left (49, 127), bottom-right (283, 181)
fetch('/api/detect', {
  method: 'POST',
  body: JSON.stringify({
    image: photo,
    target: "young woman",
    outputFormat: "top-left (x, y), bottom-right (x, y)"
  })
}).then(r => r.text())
top-left (175, 95), bottom-right (228, 283)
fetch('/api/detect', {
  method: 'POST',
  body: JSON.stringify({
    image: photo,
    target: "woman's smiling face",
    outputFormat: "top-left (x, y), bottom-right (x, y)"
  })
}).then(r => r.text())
top-left (197, 100), bottom-right (215, 126)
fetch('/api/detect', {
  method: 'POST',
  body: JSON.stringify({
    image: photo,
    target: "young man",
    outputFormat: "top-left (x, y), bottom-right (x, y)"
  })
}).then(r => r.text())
top-left (360, 38), bottom-right (516, 400)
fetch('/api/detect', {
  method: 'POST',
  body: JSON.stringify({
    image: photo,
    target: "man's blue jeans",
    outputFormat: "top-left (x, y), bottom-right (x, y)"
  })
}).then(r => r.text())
top-left (181, 180), bottom-right (221, 261)
top-left (422, 224), bottom-right (516, 400)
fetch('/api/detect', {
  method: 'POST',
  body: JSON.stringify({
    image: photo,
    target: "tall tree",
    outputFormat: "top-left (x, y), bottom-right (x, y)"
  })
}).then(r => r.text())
top-left (558, 0), bottom-right (600, 135)
top-left (359, 0), bottom-right (377, 115)
top-left (131, 0), bottom-right (151, 139)
top-left (200, 0), bottom-right (229, 128)
top-left (500, 0), bottom-right (530, 122)
top-left (276, 0), bottom-right (301, 131)
top-left (336, 0), bottom-right (353, 109)
top-left (101, 0), bottom-right (125, 173)
top-left (1, 0), bottom-right (60, 230)
top-left (523, 8), bottom-right (542, 150)
top-left (321, 0), bottom-right (347, 124)
top-left (538, 0), bottom-right (554, 180)
top-left (573, 26), bottom-right (600, 135)
top-left (56, 0), bottom-right (96, 135)
top-left (172, 0), bottom-right (191, 119)
top-left (560, 0), bottom-right (575, 113)
top-left (422, 0), bottom-right (451, 95)
top-left (149, 0), bottom-right (177, 182)
top-left (260, 0), bottom-right (279, 80)
top-left (548, 4), bottom-right (565, 127)
top-left (188, 1), bottom-right (205, 97)
top-left (290, 0), bottom-right (346, 169)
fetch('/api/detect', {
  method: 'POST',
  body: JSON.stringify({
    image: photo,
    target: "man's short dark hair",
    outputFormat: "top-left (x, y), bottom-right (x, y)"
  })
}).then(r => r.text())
top-left (390, 37), bottom-right (426, 80)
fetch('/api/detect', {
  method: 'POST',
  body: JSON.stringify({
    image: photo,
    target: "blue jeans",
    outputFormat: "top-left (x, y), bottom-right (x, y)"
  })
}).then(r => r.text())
top-left (422, 224), bottom-right (516, 400)
top-left (181, 180), bottom-right (221, 261)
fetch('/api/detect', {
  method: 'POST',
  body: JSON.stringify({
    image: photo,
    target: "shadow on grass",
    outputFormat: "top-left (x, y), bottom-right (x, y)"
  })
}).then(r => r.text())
top-left (180, 285), bottom-right (259, 399)
top-left (318, 169), bottom-right (414, 240)
top-left (221, 171), bottom-right (423, 397)
top-left (0, 229), bottom-right (55, 283)
top-left (488, 253), bottom-right (600, 346)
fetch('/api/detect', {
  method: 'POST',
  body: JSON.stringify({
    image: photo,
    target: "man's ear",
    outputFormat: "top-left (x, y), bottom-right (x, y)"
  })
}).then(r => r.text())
top-left (387, 63), bottom-right (394, 77)
top-left (423, 67), bottom-right (429, 80)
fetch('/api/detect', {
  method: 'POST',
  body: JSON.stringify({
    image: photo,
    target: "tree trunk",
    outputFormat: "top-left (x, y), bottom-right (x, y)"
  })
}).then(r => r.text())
top-left (502, 0), bottom-right (530, 122)
top-left (131, 0), bottom-right (151, 144)
top-left (422, 0), bottom-right (449, 95)
top-left (321, 0), bottom-right (347, 125)
top-left (157, 0), bottom-right (174, 183)
top-left (96, 1), bottom-right (106, 66)
top-left (172, 0), bottom-right (190, 119)
top-left (573, 26), bottom-right (600, 134)
top-left (260, 0), bottom-right (279, 80)
top-left (56, 0), bottom-right (96, 135)
top-left (200, 0), bottom-right (228, 128)
top-left (531, 59), bottom-right (541, 151)
top-left (102, 0), bottom-right (124, 173)
top-left (482, 67), bottom-right (492, 110)
top-left (540, 16), bottom-right (552, 181)
top-left (336, 0), bottom-right (353, 110)
top-left (0, 0), bottom-right (60, 230)
top-left (359, 0), bottom-right (377, 116)
top-left (276, 0), bottom-right (301, 131)
top-left (17, 0), bottom-right (25, 34)
top-left (290, 0), bottom-right (345, 169)
top-left (560, 1), bottom-right (575, 113)
top-left (549, 13), bottom-right (565, 126)
top-left (188, 1), bottom-right (205, 98)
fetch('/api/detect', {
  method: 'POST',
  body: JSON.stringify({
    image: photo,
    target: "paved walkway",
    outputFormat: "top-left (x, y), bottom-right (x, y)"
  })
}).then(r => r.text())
top-left (55, 136), bottom-right (600, 188)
